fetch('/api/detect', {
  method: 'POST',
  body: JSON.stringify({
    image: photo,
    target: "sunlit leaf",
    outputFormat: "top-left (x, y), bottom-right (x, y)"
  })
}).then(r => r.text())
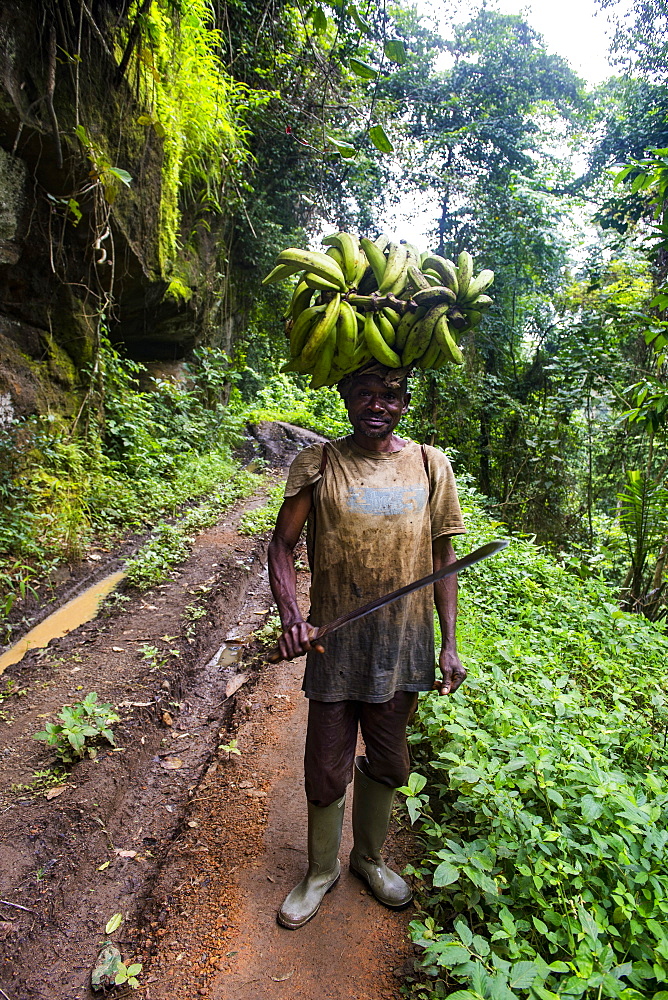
top-left (312, 7), bottom-right (327, 33)
top-left (107, 166), bottom-right (133, 187)
top-left (384, 39), bottom-right (406, 64)
top-left (105, 912), bottom-right (123, 935)
top-left (369, 124), bottom-right (393, 153)
top-left (327, 136), bottom-right (356, 158)
top-left (347, 4), bottom-right (370, 32)
top-left (433, 860), bottom-right (460, 886)
top-left (349, 57), bottom-right (377, 79)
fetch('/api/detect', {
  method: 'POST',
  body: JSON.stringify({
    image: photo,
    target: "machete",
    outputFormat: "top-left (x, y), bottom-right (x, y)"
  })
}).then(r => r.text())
top-left (266, 538), bottom-right (509, 663)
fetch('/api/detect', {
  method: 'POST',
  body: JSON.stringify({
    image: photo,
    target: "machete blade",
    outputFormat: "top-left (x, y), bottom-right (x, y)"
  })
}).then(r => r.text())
top-left (267, 538), bottom-right (509, 663)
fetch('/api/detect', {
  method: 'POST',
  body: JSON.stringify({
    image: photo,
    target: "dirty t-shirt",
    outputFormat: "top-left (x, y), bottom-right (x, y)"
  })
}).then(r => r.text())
top-left (284, 437), bottom-right (466, 703)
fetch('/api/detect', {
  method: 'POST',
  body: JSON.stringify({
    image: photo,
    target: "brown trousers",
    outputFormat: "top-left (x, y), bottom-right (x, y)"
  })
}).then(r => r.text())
top-left (304, 691), bottom-right (419, 807)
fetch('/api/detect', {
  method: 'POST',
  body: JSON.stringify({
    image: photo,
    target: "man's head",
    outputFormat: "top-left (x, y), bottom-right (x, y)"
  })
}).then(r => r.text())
top-left (342, 373), bottom-right (410, 442)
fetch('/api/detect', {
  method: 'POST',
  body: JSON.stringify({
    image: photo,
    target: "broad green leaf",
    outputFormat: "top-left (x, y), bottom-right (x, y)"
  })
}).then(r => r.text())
top-left (407, 772), bottom-right (427, 794)
top-left (454, 917), bottom-right (473, 947)
top-left (406, 797), bottom-right (422, 824)
top-left (534, 988), bottom-right (560, 1000)
top-left (509, 961), bottom-right (541, 988)
top-left (472, 934), bottom-right (491, 957)
top-left (327, 136), bottom-right (356, 158)
top-left (580, 794), bottom-right (603, 823)
top-left (433, 860), bottom-right (460, 886)
top-left (450, 764), bottom-right (482, 784)
top-left (107, 166), bottom-right (133, 186)
top-left (349, 57), bottom-right (377, 79)
top-left (384, 39), bottom-right (406, 64)
top-left (347, 3), bottom-right (370, 32)
top-left (432, 942), bottom-right (471, 967)
top-left (488, 974), bottom-right (517, 1000)
top-left (369, 122), bottom-right (394, 151)
top-left (312, 7), bottom-right (327, 33)
top-left (577, 905), bottom-right (599, 941)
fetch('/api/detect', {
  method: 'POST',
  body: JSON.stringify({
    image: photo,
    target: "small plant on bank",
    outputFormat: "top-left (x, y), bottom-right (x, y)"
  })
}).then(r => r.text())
top-left (91, 913), bottom-right (143, 992)
top-left (11, 766), bottom-right (67, 796)
top-left (33, 692), bottom-right (120, 763)
top-left (138, 643), bottom-right (169, 670)
top-left (100, 589), bottom-right (131, 615)
top-left (0, 678), bottom-right (28, 722)
top-left (183, 601), bottom-right (207, 638)
top-left (219, 737), bottom-right (241, 759)
top-left (252, 611), bottom-right (281, 645)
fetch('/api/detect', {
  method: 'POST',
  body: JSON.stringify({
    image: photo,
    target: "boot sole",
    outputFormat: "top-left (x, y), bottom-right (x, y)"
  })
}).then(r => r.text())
top-left (276, 874), bottom-right (340, 930)
top-left (348, 862), bottom-right (413, 910)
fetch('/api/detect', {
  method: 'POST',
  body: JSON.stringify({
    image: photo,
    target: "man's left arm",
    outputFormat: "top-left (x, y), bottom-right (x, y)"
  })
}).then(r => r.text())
top-left (432, 535), bottom-right (466, 695)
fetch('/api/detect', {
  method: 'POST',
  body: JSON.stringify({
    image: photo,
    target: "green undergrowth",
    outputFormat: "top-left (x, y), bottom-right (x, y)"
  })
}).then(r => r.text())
top-left (122, 0), bottom-right (274, 271)
top-left (0, 342), bottom-right (245, 636)
top-left (241, 371), bottom-right (350, 439)
top-left (238, 483), bottom-right (285, 537)
top-left (124, 468), bottom-right (259, 589)
top-left (402, 473), bottom-right (668, 1000)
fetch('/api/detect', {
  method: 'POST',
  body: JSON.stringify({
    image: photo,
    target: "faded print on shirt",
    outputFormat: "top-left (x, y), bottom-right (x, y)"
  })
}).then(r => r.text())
top-left (284, 437), bottom-right (466, 703)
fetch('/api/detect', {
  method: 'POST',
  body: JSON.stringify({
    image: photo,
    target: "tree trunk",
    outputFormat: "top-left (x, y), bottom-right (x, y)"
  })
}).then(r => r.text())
top-left (479, 406), bottom-right (491, 495)
top-left (652, 536), bottom-right (668, 591)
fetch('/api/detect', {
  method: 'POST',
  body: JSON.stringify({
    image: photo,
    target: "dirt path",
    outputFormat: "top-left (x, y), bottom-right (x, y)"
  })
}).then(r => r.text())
top-left (0, 424), bottom-right (418, 1000)
top-left (144, 570), bottom-right (415, 1000)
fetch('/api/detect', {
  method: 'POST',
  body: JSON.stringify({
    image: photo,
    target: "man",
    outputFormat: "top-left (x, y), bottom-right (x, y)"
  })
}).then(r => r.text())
top-left (267, 364), bottom-right (466, 930)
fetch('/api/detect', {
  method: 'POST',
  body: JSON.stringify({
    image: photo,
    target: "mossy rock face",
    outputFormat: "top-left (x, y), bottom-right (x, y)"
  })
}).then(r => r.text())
top-left (50, 288), bottom-right (97, 368)
top-left (0, 0), bottom-right (250, 413)
top-left (0, 319), bottom-right (81, 418)
top-left (42, 333), bottom-right (78, 389)
top-left (0, 146), bottom-right (28, 265)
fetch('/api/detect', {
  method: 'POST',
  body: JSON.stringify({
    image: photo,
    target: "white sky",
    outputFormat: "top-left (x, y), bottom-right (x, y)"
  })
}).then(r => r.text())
top-left (486, 0), bottom-right (623, 84)
top-left (421, 0), bottom-right (631, 84)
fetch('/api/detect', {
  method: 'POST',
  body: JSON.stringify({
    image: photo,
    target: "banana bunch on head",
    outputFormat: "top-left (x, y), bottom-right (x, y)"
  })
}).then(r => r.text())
top-left (262, 232), bottom-right (494, 389)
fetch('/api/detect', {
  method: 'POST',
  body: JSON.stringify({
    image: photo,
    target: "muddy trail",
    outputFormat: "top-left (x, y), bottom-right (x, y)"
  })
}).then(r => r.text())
top-left (0, 423), bottom-right (417, 1000)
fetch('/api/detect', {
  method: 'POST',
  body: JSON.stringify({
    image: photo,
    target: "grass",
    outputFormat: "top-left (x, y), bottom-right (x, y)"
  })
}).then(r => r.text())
top-left (238, 483), bottom-right (285, 536)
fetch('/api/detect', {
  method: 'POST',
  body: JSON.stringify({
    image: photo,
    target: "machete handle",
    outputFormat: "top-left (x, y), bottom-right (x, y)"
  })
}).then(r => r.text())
top-left (266, 625), bottom-right (320, 664)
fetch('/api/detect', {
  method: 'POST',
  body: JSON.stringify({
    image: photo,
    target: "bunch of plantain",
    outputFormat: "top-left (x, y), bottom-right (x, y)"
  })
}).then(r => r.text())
top-left (262, 232), bottom-right (494, 388)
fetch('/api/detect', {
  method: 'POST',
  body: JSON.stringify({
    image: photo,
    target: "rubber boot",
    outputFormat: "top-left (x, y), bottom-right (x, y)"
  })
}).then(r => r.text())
top-left (277, 794), bottom-right (345, 929)
top-left (349, 756), bottom-right (412, 908)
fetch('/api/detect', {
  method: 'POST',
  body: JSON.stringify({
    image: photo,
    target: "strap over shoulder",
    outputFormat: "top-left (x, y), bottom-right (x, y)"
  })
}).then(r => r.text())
top-left (319, 442), bottom-right (329, 475)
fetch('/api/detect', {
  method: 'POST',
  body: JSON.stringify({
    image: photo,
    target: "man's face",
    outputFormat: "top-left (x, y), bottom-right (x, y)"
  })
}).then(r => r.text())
top-left (345, 376), bottom-right (410, 440)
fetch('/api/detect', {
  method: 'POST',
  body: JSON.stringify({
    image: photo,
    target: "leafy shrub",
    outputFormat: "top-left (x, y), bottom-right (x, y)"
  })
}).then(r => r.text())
top-left (124, 470), bottom-right (258, 589)
top-left (0, 341), bottom-right (247, 621)
top-left (239, 370), bottom-right (350, 439)
top-left (402, 476), bottom-right (668, 1000)
top-left (33, 693), bottom-right (120, 763)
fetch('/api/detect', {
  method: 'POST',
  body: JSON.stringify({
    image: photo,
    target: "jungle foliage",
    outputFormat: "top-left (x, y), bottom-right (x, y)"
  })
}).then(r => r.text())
top-left (2, 0), bottom-right (668, 620)
top-left (1, 2), bottom-right (668, 998)
top-left (403, 477), bottom-right (668, 1000)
